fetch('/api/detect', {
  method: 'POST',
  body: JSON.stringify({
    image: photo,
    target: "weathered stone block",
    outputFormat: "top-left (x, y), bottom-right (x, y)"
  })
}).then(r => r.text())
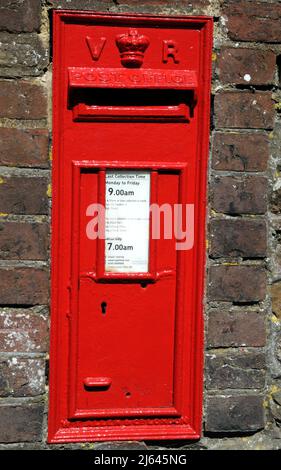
top-left (211, 176), bottom-right (267, 215)
top-left (209, 219), bottom-right (267, 258)
top-left (0, 221), bottom-right (48, 260)
top-left (206, 352), bottom-right (266, 389)
top-left (0, 33), bottom-right (48, 77)
top-left (0, 404), bottom-right (43, 442)
top-left (209, 266), bottom-right (266, 302)
top-left (215, 92), bottom-right (274, 129)
top-left (0, 0), bottom-right (41, 33)
top-left (0, 176), bottom-right (48, 215)
top-left (217, 48), bottom-right (276, 85)
top-left (0, 358), bottom-right (45, 397)
top-left (0, 128), bottom-right (49, 168)
top-left (207, 310), bottom-right (266, 348)
top-left (0, 268), bottom-right (49, 305)
top-left (0, 309), bottom-right (48, 352)
top-left (206, 395), bottom-right (265, 433)
top-left (212, 132), bottom-right (269, 172)
top-left (223, 0), bottom-right (281, 43)
top-left (0, 81), bottom-right (47, 119)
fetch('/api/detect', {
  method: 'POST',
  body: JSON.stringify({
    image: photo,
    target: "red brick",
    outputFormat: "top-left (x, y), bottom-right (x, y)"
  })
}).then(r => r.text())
top-left (0, 309), bottom-right (48, 352)
top-left (223, 1), bottom-right (281, 43)
top-left (0, 268), bottom-right (49, 305)
top-left (211, 176), bottom-right (267, 215)
top-left (0, 221), bottom-right (48, 260)
top-left (0, 176), bottom-right (48, 215)
top-left (207, 310), bottom-right (266, 348)
top-left (205, 396), bottom-right (265, 433)
top-left (212, 132), bottom-right (269, 172)
top-left (209, 219), bottom-right (267, 258)
top-left (0, 404), bottom-right (43, 442)
top-left (0, 358), bottom-right (45, 397)
top-left (209, 265), bottom-right (266, 302)
top-left (217, 48), bottom-right (276, 85)
top-left (0, 129), bottom-right (49, 168)
top-left (0, 81), bottom-right (47, 120)
top-left (215, 92), bottom-right (274, 129)
top-left (0, 0), bottom-right (41, 33)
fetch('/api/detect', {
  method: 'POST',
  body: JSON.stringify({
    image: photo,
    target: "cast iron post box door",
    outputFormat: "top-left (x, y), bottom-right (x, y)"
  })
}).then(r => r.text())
top-left (49, 10), bottom-right (212, 443)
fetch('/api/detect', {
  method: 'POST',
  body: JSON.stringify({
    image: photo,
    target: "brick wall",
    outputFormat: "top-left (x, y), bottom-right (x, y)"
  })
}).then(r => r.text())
top-left (0, 0), bottom-right (280, 450)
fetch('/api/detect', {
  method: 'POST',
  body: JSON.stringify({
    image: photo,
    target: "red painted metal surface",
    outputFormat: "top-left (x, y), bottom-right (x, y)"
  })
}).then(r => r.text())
top-left (49, 10), bottom-right (213, 443)
top-left (73, 103), bottom-right (190, 122)
top-left (83, 377), bottom-right (112, 389)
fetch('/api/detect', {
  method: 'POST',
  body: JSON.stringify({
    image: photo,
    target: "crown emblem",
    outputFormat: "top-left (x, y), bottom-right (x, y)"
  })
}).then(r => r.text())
top-left (115, 29), bottom-right (150, 68)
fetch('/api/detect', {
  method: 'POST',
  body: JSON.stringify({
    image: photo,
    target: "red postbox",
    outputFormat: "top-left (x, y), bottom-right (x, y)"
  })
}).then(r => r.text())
top-left (48, 10), bottom-right (212, 443)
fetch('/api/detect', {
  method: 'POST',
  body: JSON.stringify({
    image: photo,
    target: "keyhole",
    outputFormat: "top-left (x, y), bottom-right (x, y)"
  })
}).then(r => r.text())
top-left (101, 301), bottom-right (107, 315)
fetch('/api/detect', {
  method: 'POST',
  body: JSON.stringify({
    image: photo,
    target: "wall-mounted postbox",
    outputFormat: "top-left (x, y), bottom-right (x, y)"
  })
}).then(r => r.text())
top-left (49, 10), bottom-right (212, 443)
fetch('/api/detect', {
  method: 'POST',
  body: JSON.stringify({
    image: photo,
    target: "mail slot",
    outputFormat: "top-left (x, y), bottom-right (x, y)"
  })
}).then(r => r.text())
top-left (48, 10), bottom-right (212, 443)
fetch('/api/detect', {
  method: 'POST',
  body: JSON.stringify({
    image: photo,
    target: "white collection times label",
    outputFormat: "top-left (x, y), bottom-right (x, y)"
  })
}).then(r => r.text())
top-left (105, 171), bottom-right (150, 273)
